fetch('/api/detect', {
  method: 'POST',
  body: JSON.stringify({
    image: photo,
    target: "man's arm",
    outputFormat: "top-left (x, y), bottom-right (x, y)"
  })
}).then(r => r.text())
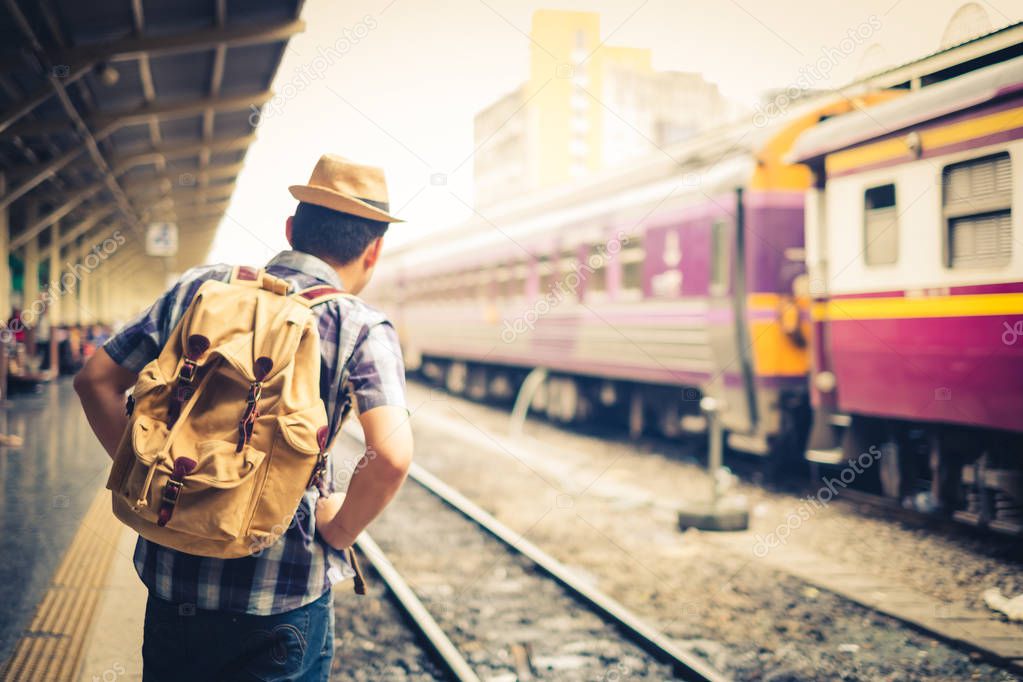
top-left (316, 405), bottom-right (413, 549)
top-left (73, 348), bottom-right (139, 458)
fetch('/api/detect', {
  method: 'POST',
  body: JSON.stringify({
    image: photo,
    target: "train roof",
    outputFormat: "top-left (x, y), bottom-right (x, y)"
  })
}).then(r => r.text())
top-left (846, 21), bottom-right (1022, 92)
top-left (384, 118), bottom-right (756, 259)
top-left (791, 55), bottom-right (1023, 163)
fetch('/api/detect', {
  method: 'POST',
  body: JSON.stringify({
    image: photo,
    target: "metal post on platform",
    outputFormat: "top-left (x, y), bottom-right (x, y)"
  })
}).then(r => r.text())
top-left (0, 173), bottom-right (10, 328)
top-left (509, 366), bottom-right (547, 438)
top-left (677, 396), bottom-right (750, 532)
top-left (47, 221), bottom-right (61, 379)
top-left (22, 200), bottom-right (40, 361)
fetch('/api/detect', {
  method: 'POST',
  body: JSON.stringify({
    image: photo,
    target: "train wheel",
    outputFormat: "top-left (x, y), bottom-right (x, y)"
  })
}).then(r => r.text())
top-left (445, 361), bottom-right (467, 395)
top-left (530, 377), bottom-right (549, 412)
top-left (657, 400), bottom-right (681, 439)
top-left (557, 378), bottom-right (579, 423)
top-left (628, 388), bottom-right (644, 439)
top-left (466, 366), bottom-right (488, 401)
top-left (878, 440), bottom-right (902, 500)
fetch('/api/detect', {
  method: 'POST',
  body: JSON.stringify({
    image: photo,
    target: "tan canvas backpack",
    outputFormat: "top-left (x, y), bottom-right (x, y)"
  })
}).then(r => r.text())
top-left (106, 266), bottom-right (352, 560)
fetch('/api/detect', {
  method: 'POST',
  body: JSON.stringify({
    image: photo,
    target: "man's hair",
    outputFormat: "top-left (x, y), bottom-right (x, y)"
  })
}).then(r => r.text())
top-left (290, 201), bottom-right (388, 266)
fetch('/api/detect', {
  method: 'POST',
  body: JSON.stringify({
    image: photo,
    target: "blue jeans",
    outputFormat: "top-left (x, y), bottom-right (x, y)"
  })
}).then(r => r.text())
top-left (142, 589), bottom-right (335, 682)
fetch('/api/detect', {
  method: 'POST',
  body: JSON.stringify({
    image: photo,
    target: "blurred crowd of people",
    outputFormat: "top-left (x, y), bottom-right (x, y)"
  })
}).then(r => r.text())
top-left (2, 310), bottom-right (114, 394)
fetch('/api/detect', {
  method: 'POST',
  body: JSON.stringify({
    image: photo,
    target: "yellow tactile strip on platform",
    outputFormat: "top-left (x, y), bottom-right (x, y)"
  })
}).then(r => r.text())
top-left (2, 489), bottom-right (122, 682)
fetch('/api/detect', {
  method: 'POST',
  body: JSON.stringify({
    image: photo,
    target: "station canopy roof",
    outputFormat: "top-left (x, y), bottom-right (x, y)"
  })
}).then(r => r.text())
top-left (0, 0), bottom-right (304, 274)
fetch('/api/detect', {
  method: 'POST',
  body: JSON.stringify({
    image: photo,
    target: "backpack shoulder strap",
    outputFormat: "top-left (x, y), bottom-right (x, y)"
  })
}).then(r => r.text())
top-left (229, 265), bottom-right (263, 285)
top-left (230, 266), bottom-right (290, 295)
top-left (291, 285), bottom-right (358, 308)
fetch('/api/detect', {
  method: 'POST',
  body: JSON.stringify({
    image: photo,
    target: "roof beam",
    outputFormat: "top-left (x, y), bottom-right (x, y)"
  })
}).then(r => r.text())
top-left (0, 18), bottom-right (304, 75)
top-left (5, 0), bottom-right (144, 238)
top-left (10, 182), bottom-right (104, 250)
top-left (112, 134), bottom-right (254, 172)
top-left (4, 133), bottom-right (253, 186)
top-left (0, 144), bottom-right (85, 210)
top-left (202, 1), bottom-right (229, 188)
top-left (1, 90), bottom-right (273, 139)
top-left (120, 161), bottom-right (245, 193)
top-left (0, 63), bottom-right (91, 135)
top-left (132, 180), bottom-right (237, 199)
top-left (146, 209), bottom-right (230, 225)
top-left (55, 18), bottom-right (303, 68)
top-left (57, 204), bottom-right (120, 248)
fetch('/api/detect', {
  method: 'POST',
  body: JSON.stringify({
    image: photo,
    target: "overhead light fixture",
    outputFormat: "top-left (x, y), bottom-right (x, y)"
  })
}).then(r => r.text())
top-left (98, 62), bottom-right (120, 86)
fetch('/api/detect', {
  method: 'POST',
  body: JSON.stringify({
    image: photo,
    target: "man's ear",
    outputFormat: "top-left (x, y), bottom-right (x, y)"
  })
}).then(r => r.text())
top-left (285, 216), bottom-right (294, 246)
top-left (363, 236), bottom-right (384, 269)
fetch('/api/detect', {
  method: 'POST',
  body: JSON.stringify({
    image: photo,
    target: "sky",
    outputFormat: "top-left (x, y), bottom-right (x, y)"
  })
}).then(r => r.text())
top-left (207, 0), bottom-right (1023, 266)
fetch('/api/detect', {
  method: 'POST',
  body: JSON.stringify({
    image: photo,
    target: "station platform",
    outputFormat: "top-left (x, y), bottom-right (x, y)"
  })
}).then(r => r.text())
top-left (0, 379), bottom-right (145, 681)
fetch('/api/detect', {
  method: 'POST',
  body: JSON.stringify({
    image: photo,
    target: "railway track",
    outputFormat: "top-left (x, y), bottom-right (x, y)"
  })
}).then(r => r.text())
top-left (343, 429), bottom-right (726, 682)
top-left (376, 382), bottom-right (1023, 678)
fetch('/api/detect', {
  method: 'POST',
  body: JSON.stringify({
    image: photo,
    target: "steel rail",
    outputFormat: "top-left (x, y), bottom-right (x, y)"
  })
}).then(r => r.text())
top-left (343, 429), bottom-right (727, 682)
top-left (354, 533), bottom-right (481, 682)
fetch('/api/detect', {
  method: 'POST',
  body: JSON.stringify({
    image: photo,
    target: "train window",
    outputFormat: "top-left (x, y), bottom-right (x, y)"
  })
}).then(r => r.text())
top-left (585, 244), bottom-right (607, 294)
top-left (863, 184), bottom-right (899, 266)
top-left (620, 237), bottom-right (644, 293)
top-left (942, 152), bottom-right (1013, 269)
top-left (475, 268), bottom-right (491, 299)
top-left (538, 256), bottom-right (555, 294)
top-left (509, 263), bottom-right (527, 299)
top-left (710, 219), bottom-right (729, 292)
top-left (494, 266), bottom-right (510, 299)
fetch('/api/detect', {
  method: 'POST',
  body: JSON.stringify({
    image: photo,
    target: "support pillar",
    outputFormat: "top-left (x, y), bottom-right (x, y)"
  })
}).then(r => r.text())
top-left (95, 269), bottom-right (108, 325)
top-left (47, 221), bottom-right (61, 377)
top-left (0, 173), bottom-right (8, 399)
top-left (22, 200), bottom-right (40, 359)
top-left (0, 173), bottom-right (10, 327)
top-left (78, 238), bottom-right (91, 325)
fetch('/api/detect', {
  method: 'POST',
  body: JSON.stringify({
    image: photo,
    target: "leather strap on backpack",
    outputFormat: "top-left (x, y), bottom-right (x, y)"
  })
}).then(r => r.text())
top-left (291, 285), bottom-right (358, 494)
top-left (229, 265), bottom-right (263, 285)
top-left (230, 266), bottom-right (290, 295)
top-left (293, 284), bottom-right (368, 594)
top-left (291, 284), bottom-right (357, 308)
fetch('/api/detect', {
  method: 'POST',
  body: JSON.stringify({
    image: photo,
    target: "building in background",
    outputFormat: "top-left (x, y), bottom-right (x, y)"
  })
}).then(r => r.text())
top-left (473, 9), bottom-right (734, 208)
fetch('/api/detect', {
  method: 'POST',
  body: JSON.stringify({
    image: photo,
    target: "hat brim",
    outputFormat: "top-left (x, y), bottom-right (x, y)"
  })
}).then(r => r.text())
top-left (289, 185), bottom-right (404, 223)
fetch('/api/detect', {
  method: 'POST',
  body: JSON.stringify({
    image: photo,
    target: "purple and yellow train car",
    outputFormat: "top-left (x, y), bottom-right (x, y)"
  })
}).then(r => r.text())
top-left (375, 96), bottom-right (889, 461)
top-left (793, 56), bottom-right (1023, 531)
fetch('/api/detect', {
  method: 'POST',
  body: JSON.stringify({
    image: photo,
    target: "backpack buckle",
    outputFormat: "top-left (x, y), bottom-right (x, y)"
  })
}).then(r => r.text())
top-left (167, 358), bottom-right (201, 427)
top-left (157, 480), bottom-right (182, 526)
top-left (236, 381), bottom-right (263, 452)
top-left (178, 359), bottom-right (198, 383)
top-left (157, 457), bottom-right (196, 527)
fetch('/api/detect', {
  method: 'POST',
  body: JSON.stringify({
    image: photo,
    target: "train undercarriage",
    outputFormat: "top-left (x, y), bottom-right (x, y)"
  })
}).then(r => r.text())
top-left (422, 355), bottom-right (1023, 535)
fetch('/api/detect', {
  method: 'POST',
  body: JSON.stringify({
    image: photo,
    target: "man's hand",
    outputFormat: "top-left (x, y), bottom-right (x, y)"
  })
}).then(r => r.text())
top-left (318, 405), bottom-right (413, 549)
top-left (315, 492), bottom-right (353, 550)
top-left (74, 348), bottom-right (138, 459)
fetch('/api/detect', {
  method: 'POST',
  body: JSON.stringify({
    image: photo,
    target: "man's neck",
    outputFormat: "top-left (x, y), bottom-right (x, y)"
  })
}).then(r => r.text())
top-left (334, 263), bottom-right (363, 294)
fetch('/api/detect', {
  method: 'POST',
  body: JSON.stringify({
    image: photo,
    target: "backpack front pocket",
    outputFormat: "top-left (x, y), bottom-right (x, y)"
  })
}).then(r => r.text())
top-left (122, 415), bottom-right (269, 541)
top-left (245, 403), bottom-right (327, 547)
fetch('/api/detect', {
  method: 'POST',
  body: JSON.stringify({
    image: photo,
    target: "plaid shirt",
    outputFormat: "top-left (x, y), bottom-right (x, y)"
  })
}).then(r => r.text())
top-left (104, 250), bottom-right (407, 615)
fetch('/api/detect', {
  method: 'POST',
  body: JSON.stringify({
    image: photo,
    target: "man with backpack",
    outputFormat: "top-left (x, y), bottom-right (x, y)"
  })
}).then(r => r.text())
top-left (74, 154), bottom-right (413, 681)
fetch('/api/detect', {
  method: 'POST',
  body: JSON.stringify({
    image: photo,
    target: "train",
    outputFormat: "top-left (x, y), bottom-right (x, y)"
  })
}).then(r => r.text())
top-left (370, 34), bottom-right (1023, 532)
top-left (793, 54), bottom-right (1023, 532)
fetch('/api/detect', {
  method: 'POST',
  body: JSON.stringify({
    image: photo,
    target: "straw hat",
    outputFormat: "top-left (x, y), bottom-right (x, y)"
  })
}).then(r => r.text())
top-left (289, 154), bottom-right (403, 223)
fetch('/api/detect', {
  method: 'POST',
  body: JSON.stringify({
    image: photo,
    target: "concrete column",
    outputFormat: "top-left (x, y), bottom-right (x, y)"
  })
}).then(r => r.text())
top-left (78, 238), bottom-right (91, 325)
top-left (0, 173), bottom-right (10, 323)
top-left (19, 199), bottom-right (41, 359)
top-left (94, 269), bottom-right (107, 324)
top-left (65, 237), bottom-right (80, 326)
top-left (47, 221), bottom-right (61, 326)
top-left (23, 235), bottom-right (39, 316)
top-left (23, 238), bottom-right (40, 360)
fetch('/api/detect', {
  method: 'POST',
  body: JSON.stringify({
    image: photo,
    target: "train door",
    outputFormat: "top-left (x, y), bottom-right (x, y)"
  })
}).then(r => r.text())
top-left (706, 187), bottom-right (758, 437)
